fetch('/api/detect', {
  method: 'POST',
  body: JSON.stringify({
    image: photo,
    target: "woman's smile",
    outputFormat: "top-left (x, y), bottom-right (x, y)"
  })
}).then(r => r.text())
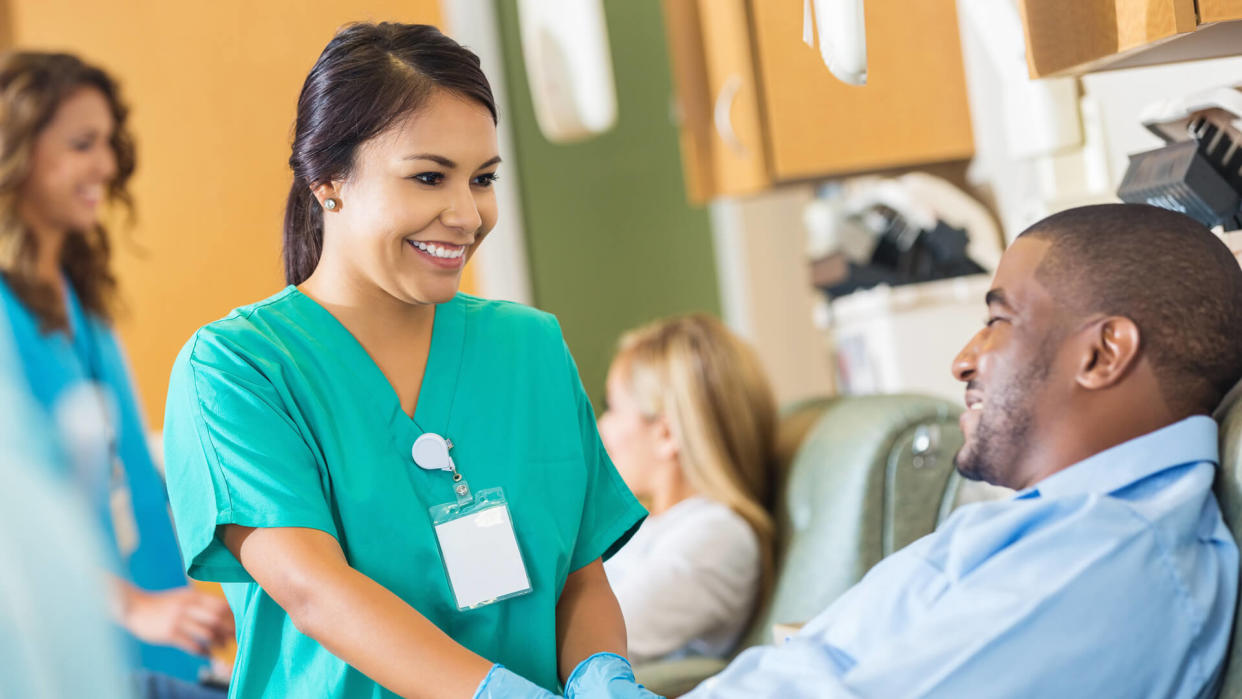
top-left (406, 238), bottom-right (469, 270)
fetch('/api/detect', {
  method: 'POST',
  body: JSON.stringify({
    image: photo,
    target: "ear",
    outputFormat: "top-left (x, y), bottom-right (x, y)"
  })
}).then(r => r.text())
top-left (650, 415), bottom-right (680, 462)
top-left (1076, 316), bottom-right (1141, 391)
top-left (311, 182), bottom-right (339, 208)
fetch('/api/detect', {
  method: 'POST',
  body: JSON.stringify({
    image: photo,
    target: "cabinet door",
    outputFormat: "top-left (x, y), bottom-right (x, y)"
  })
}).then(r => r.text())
top-left (1019, 0), bottom-right (1197, 76)
top-left (1199, 0), bottom-right (1242, 23)
top-left (749, 0), bottom-right (974, 180)
top-left (664, 0), bottom-right (770, 202)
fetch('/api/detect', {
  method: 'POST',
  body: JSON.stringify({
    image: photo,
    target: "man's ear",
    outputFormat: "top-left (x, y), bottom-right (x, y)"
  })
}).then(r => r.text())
top-left (1075, 316), bottom-right (1141, 391)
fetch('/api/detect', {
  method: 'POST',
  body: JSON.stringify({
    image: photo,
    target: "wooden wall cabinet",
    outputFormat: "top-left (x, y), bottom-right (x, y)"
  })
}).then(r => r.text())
top-left (1019, 0), bottom-right (1242, 78)
top-left (1197, 0), bottom-right (1242, 24)
top-left (663, 0), bottom-right (974, 203)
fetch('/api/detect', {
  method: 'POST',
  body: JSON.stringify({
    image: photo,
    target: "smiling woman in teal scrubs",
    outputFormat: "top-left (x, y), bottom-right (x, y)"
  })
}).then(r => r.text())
top-left (162, 23), bottom-right (651, 699)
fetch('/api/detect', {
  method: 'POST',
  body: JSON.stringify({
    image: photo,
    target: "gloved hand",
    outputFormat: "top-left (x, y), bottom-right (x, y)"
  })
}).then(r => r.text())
top-left (473, 664), bottom-right (559, 699)
top-left (564, 652), bottom-right (663, 699)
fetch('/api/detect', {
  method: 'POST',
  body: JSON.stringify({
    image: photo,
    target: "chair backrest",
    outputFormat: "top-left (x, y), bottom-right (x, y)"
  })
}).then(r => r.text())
top-left (1213, 392), bottom-right (1242, 698)
top-left (740, 393), bottom-right (963, 650)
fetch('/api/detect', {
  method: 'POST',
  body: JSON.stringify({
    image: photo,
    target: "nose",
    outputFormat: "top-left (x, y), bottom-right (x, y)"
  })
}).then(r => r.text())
top-left (440, 185), bottom-right (482, 235)
top-left (952, 328), bottom-right (983, 383)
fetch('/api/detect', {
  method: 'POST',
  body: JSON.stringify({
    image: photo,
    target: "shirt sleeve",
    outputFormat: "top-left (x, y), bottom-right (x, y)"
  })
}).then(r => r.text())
top-left (611, 509), bottom-right (760, 662)
top-left (686, 505), bottom-right (1207, 698)
top-left (554, 325), bottom-right (646, 574)
top-left (163, 331), bottom-right (338, 583)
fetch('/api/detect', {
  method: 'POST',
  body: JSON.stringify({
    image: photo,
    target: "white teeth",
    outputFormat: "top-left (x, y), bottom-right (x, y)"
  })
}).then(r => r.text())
top-left (410, 241), bottom-right (465, 259)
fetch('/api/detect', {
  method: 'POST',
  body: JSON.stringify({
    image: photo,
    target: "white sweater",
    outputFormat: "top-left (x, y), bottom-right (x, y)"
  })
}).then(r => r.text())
top-left (604, 496), bottom-right (760, 663)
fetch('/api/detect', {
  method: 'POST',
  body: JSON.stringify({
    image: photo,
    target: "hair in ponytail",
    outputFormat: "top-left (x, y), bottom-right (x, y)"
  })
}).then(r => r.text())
top-left (282, 178), bottom-right (323, 285)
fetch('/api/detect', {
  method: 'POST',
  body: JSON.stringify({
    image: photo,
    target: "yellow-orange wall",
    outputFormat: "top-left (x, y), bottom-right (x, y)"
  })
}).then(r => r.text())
top-left (4, 0), bottom-right (471, 426)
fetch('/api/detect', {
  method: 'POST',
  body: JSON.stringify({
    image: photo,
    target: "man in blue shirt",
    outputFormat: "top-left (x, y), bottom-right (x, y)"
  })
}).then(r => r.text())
top-left (691, 203), bottom-right (1242, 698)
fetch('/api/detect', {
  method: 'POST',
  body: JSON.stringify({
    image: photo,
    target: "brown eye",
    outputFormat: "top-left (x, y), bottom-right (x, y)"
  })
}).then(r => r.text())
top-left (410, 172), bottom-right (444, 185)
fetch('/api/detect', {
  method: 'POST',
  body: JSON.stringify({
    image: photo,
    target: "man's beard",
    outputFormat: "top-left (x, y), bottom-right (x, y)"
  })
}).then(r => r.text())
top-left (953, 351), bottom-right (1051, 488)
top-left (955, 407), bottom-right (1032, 486)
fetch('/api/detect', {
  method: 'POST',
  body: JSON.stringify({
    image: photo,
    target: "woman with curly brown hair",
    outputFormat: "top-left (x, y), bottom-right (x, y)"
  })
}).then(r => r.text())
top-left (0, 51), bottom-right (233, 697)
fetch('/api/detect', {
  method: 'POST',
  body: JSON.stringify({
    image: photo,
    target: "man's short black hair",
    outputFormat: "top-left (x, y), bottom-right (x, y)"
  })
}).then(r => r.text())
top-left (1019, 203), bottom-right (1242, 415)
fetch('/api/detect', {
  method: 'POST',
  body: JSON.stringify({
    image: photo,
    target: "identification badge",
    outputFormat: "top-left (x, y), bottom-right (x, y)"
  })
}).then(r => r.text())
top-left (429, 487), bottom-right (532, 610)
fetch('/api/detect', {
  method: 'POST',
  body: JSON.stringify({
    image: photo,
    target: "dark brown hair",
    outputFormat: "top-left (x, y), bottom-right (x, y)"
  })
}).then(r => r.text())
top-left (283, 22), bottom-right (497, 285)
top-left (0, 51), bottom-right (135, 329)
top-left (1021, 203), bottom-right (1242, 415)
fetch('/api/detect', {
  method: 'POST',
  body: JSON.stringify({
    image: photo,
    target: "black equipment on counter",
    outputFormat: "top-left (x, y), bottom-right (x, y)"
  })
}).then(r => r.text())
top-left (811, 205), bottom-right (986, 299)
top-left (1118, 115), bottom-right (1242, 230)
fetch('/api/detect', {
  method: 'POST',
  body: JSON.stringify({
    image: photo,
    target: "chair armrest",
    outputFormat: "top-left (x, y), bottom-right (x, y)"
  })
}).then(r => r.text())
top-left (633, 656), bottom-right (731, 698)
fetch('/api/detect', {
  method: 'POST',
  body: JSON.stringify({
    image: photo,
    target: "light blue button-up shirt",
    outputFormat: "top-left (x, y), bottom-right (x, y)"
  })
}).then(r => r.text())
top-left (689, 416), bottom-right (1237, 698)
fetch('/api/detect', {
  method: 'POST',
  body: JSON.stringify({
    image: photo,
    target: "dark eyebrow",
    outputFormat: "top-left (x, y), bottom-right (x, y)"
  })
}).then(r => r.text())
top-left (985, 289), bottom-right (1013, 310)
top-left (404, 153), bottom-right (455, 167)
top-left (403, 153), bottom-right (503, 170)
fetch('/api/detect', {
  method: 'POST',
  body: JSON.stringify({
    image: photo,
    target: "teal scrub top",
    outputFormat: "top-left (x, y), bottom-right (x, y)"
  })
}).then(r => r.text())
top-left (163, 287), bottom-right (646, 697)
top-left (0, 275), bottom-right (207, 682)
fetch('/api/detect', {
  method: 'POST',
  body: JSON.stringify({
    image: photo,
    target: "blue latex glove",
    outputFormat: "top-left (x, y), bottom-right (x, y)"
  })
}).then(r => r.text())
top-left (564, 653), bottom-right (664, 699)
top-left (473, 665), bottom-right (559, 699)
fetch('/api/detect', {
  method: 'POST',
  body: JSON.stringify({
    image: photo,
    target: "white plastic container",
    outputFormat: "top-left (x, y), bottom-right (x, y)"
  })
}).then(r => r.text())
top-left (825, 275), bottom-right (991, 404)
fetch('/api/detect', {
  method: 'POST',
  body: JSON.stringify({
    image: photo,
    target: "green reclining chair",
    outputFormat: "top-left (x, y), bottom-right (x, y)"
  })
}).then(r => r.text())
top-left (1213, 391), bottom-right (1242, 698)
top-left (635, 393), bottom-right (966, 697)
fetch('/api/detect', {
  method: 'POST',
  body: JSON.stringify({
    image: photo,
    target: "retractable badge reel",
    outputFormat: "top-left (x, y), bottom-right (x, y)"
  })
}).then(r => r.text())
top-left (412, 433), bottom-right (532, 611)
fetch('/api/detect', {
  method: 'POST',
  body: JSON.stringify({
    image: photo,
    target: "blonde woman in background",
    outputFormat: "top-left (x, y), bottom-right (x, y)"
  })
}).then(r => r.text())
top-left (599, 314), bottom-right (779, 663)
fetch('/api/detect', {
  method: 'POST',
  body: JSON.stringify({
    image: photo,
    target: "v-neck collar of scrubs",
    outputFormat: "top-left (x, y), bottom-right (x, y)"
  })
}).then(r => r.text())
top-left (284, 286), bottom-right (468, 456)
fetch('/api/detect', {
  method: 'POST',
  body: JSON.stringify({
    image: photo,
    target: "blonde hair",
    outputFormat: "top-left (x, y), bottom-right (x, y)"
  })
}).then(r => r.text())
top-left (615, 313), bottom-right (779, 606)
top-left (0, 51), bottom-right (134, 330)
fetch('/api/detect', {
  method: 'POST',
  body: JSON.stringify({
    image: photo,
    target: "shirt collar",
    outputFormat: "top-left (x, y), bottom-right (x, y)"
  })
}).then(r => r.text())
top-left (1020, 416), bottom-right (1218, 499)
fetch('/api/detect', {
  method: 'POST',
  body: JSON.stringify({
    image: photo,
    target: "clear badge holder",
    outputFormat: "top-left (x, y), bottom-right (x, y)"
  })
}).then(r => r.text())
top-left (414, 433), bottom-right (532, 610)
top-left (427, 477), bottom-right (532, 610)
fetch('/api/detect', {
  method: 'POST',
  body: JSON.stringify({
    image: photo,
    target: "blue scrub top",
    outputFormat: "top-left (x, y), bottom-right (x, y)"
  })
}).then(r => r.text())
top-left (0, 274), bottom-right (208, 682)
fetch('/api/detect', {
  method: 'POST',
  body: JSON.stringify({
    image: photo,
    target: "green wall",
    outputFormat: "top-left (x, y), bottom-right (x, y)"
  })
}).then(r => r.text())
top-left (494, 0), bottom-right (721, 407)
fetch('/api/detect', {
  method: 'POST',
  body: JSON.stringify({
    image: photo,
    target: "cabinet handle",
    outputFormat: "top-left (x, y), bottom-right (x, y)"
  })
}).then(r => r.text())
top-left (714, 74), bottom-right (748, 158)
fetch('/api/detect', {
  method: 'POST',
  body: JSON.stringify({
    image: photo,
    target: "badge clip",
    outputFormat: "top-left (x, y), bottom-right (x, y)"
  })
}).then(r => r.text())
top-left (412, 433), bottom-right (473, 505)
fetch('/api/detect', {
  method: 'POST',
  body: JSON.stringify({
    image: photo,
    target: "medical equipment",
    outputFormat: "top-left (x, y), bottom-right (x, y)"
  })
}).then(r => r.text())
top-left (1118, 85), bottom-right (1242, 231)
top-left (805, 175), bottom-right (997, 298)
